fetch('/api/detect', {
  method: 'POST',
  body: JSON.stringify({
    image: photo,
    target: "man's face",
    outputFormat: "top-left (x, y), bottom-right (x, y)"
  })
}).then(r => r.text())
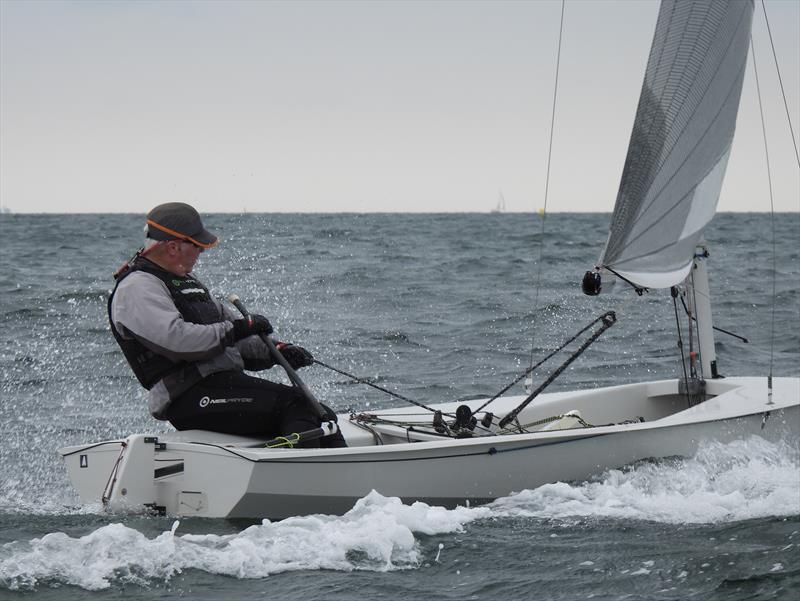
top-left (170, 239), bottom-right (203, 275)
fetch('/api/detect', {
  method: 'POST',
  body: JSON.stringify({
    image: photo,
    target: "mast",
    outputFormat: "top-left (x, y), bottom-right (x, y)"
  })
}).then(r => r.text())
top-left (685, 243), bottom-right (719, 379)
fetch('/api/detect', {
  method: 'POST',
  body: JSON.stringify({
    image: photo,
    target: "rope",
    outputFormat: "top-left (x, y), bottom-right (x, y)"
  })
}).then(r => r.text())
top-left (266, 433), bottom-right (301, 448)
top-left (475, 311), bottom-right (615, 415)
top-left (604, 266), bottom-right (647, 296)
top-left (687, 269), bottom-right (699, 379)
top-left (313, 359), bottom-right (443, 415)
top-left (750, 32), bottom-right (778, 399)
top-left (351, 413), bottom-right (434, 427)
top-left (760, 0), bottom-right (800, 168)
top-left (509, 412), bottom-right (595, 434)
top-left (347, 416), bottom-right (385, 445)
top-left (678, 294), bottom-right (749, 343)
top-left (672, 289), bottom-right (692, 407)
top-left (528, 0), bottom-right (566, 373)
top-left (352, 414), bottom-right (450, 435)
top-left (354, 410), bottom-right (594, 439)
top-left (498, 311), bottom-right (616, 429)
top-left (342, 311), bottom-right (619, 432)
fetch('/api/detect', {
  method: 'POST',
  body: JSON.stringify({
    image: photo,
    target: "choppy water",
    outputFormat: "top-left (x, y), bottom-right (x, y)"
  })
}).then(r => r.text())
top-left (1, 212), bottom-right (798, 599)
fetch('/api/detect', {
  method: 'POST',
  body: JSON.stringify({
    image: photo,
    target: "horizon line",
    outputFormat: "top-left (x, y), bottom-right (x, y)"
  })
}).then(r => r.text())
top-left (1, 210), bottom-right (799, 216)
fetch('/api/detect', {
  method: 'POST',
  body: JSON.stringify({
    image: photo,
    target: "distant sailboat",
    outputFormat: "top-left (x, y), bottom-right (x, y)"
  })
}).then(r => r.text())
top-left (492, 190), bottom-right (506, 213)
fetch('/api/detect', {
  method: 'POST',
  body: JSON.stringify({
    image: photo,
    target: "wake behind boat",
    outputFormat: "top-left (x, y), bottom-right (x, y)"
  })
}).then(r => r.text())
top-left (60, 0), bottom-right (800, 519)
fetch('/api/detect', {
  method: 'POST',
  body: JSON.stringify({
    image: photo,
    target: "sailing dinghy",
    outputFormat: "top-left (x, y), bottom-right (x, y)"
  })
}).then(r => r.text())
top-left (60, 0), bottom-right (799, 519)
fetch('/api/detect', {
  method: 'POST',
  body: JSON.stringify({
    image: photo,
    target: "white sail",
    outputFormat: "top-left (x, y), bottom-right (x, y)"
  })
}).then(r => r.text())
top-left (598, 0), bottom-right (754, 289)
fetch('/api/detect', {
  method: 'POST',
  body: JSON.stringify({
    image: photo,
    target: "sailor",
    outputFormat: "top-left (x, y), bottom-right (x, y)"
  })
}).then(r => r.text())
top-left (108, 202), bottom-right (346, 447)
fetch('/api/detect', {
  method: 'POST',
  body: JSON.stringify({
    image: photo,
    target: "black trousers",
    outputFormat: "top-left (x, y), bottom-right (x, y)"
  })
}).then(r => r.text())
top-left (165, 370), bottom-right (347, 448)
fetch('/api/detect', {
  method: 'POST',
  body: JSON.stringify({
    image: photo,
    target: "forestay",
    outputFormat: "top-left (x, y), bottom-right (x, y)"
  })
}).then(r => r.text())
top-left (598, 0), bottom-right (754, 289)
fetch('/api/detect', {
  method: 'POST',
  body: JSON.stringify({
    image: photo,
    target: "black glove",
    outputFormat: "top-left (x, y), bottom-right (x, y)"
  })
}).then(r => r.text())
top-left (232, 314), bottom-right (273, 341)
top-left (276, 342), bottom-right (314, 369)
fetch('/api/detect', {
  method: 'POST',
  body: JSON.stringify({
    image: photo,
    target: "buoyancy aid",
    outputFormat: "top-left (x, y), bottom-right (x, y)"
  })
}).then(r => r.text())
top-left (108, 256), bottom-right (226, 389)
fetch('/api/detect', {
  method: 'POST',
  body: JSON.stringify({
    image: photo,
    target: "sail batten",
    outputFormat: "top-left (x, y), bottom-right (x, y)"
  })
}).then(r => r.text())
top-left (598, 0), bottom-right (753, 289)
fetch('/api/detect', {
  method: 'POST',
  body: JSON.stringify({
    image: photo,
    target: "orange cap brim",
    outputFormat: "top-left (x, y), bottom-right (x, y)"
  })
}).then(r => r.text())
top-left (146, 219), bottom-right (218, 249)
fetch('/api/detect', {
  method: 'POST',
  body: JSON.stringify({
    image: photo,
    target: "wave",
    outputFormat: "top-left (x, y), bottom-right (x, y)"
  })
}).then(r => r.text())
top-left (1, 435), bottom-right (797, 591)
top-left (0, 494), bottom-right (481, 591)
top-left (488, 435), bottom-right (800, 524)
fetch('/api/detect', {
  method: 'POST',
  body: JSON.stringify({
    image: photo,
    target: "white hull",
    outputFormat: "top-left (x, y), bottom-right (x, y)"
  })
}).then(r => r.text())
top-left (60, 377), bottom-right (799, 519)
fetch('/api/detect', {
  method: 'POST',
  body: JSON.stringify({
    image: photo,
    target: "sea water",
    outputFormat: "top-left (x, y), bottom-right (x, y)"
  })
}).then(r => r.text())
top-left (0, 213), bottom-right (798, 599)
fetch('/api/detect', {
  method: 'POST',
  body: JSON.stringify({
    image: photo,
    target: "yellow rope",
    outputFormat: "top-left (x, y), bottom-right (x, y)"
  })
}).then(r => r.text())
top-left (508, 413), bottom-right (594, 434)
top-left (266, 433), bottom-right (301, 448)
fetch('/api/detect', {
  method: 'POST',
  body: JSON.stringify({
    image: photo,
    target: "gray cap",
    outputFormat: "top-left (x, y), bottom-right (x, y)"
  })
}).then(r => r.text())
top-left (145, 202), bottom-right (218, 248)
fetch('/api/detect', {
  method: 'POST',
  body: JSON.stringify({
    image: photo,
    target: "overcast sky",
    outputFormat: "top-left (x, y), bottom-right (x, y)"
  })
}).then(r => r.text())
top-left (1, 0), bottom-right (798, 213)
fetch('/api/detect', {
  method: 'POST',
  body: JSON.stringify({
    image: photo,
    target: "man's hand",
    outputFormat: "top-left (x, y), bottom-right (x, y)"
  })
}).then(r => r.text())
top-left (276, 342), bottom-right (314, 369)
top-left (232, 314), bottom-right (273, 341)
